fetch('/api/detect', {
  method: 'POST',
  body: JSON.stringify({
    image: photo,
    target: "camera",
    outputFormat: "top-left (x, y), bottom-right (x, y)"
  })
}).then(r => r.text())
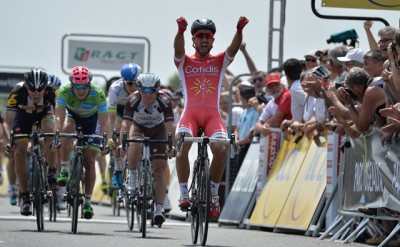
top-left (327, 29), bottom-right (358, 45)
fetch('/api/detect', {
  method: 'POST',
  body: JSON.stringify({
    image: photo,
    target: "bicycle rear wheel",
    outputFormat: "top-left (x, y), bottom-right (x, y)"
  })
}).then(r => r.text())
top-left (71, 156), bottom-right (82, 234)
top-left (198, 158), bottom-right (210, 246)
top-left (33, 157), bottom-right (44, 231)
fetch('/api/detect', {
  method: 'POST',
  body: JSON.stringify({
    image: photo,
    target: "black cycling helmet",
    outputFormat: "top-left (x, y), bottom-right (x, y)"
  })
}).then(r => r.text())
top-left (191, 18), bottom-right (216, 35)
top-left (24, 68), bottom-right (48, 90)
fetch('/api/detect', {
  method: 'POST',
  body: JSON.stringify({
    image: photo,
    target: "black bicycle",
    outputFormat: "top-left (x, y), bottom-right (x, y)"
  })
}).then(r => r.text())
top-left (176, 129), bottom-right (235, 246)
top-left (55, 126), bottom-right (106, 234)
top-left (10, 123), bottom-right (56, 232)
top-left (108, 129), bottom-right (122, 216)
top-left (121, 131), bottom-right (172, 238)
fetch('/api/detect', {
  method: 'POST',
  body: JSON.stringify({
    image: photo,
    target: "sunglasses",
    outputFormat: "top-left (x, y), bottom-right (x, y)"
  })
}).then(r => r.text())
top-left (139, 87), bottom-right (157, 94)
top-left (252, 77), bottom-right (264, 83)
top-left (377, 38), bottom-right (393, 45)
top-left (194, 32), bottom-right (214, 39)
top-left (124, 80), bottom-right (136, 86)
top-left (306, 58), bottom-right (317, 62)
top-left (28, 87), bottom-right (46, 93)
top-left (72, 84), bottom-right (90, 90)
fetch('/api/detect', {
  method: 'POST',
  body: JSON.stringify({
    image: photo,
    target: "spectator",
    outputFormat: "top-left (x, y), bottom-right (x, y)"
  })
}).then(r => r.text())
top-left (337, 48), bottom-right (365, 72)
top-left (235, 87), bottom-right (259, 168)
top-left (220, 91), bottom-right (243, 133)
top-left (281, 58), bottom-right (306, 123)
top-left (327, 45), bottom-right (348, 84)
top-left (304, 49), bottom-right (321, 71)
top-left (255, 73), bottom-right (292, 137)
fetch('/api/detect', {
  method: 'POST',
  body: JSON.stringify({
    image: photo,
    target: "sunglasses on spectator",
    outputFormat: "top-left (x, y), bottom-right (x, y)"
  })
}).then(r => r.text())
top-left (194, 32), bottom-right (214, 39)
top-left (72, 84), bottom-right (90, 90)
top-left (377, 38), bottom-right (393, 44)
top-left (28, 87), bottom-right (46, 93)
top-left (252, 77), bottom-right (264, 83)
top-left (139, 87), bottom-right (157, 94)
top-left (306, 58), bottom-right (317, 62)
top-left (124, 80), bottom-right (136, 86)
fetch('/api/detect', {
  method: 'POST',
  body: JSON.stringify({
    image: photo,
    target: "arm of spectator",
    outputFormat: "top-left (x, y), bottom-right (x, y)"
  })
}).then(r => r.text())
top-left (347, 87), bottom-right (386, 133)
top-left (239, 42), bottom-right (257, 74)
top-left (265, 110), bottom-right (286, 128)
top-left (380, 102), bottom-right (400, 119)
top-left (364, 21), bottom-right (379, 50)
top-left (248, 96), bottom-right (263, 114)
top-left (388, 43), bottom-right (400, 94)
top-left (381, 116), bottom-right (400, 133)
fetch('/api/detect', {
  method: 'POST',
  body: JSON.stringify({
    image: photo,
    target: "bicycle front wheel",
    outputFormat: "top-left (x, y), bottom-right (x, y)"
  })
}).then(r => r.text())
top-left (123, 168), bottom-right (134, 230)
top-left (33, 156), bottom-right (45, 231)
top-left (191, 161), bottom-right (199, 244)
top-left (198, 158), bottom-right (210, 246)
top-left (49, 187), bottom-right (57, 222)
top-left (140, 160), bottom-right (149, 238)
top-left (71, 156), bottom-right (83, 234)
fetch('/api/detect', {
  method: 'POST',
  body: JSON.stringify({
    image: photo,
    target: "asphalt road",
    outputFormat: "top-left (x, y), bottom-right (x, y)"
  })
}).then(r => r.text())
top-left (0, 196), bottom-right (367, 247)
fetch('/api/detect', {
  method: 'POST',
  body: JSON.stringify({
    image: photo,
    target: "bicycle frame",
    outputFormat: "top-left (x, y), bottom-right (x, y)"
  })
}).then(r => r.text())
top-left (10, 125), bottom-right (56, 232)
top-left (55, 127), bottom-right (106, 234)
top-left (121, 131), bottom-right (172, 238)
top-left (176, 130), bottom-right (235, 246)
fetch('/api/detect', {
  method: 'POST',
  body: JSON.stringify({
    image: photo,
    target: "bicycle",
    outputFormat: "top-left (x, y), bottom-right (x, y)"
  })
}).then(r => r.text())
top-left (176, 128), bottom-right (236, 246)
top-left (121, 131), bottom-right (172, 238)
top-left (107, 129), bottom-right (122, 216)
top-left (10, 122), bottom-right (56, 232)
top-left (55, 126), bottom-right (106, 234)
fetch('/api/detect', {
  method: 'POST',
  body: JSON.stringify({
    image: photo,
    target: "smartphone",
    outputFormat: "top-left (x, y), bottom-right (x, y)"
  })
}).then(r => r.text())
top-left (344, 88), bottom-right (358, 99)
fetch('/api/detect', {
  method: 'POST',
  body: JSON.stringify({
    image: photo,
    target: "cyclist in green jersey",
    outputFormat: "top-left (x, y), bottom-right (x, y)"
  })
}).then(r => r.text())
top-left (54, 66), bottom-right (109, 219)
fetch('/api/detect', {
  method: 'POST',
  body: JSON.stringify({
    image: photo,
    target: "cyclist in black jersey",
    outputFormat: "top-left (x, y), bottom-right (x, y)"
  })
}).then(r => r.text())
top-left (5, 68), bottom-right (58, 216)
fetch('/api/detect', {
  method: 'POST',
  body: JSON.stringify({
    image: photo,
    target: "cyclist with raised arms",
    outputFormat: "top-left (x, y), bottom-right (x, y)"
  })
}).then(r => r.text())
top-left (120, 73), bottom-right (175, 226)
top-left (108, 63), bottom-right (141, 188)
top-left (5, 68), bottom-right (58, 216)
top-left (54, 66), bottom-right (109, 219)
top-left (174, 16), bottom-right (249, 218)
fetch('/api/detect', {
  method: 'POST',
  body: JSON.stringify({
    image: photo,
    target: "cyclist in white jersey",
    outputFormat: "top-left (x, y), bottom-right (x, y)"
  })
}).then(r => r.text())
top-left (108, 63), bottom-right (141, 188)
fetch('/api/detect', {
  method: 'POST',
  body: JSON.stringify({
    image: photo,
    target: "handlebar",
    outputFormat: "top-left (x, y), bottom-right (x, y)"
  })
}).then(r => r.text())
top-left (121, 131), bottom-right (173, 151)
top-left (176, 133), bottom-right (236, 159)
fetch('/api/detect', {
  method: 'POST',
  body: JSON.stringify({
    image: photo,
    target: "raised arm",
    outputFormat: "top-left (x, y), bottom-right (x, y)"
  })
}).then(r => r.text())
top-left (227, 16), bottom-right (249, 58)
top-left (174, 16), bottom-right (188, 59)
top-left (364, 21), bottom-right (379, 50)
top-left (239, 42), bottom-right (257, 74)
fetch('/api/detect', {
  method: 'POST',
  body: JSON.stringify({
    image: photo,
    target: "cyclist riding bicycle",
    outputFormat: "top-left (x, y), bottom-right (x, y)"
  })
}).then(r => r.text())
top-left (108, 63), bottom-right (142, 188)
top-left (174, 16), bottom-right (249, 218)
top-left (5, 68), bottom-right (58, 216)
top-left (120, 72), bottom-right (175, 226)
top-left (54, 65), bottom-right (109, 219)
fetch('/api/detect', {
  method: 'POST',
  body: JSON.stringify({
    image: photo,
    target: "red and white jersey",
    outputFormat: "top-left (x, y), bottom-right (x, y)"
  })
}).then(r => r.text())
top-left (175, 52), bottom-right (233, 109)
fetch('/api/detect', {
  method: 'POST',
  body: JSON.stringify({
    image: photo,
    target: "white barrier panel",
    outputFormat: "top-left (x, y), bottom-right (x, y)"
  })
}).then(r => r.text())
top-left (219, 143), bottom-right (260, 225)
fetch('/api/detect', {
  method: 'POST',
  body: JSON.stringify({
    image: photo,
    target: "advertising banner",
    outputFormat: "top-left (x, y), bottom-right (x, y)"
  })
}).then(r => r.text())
top-left (341, 128), bottom-right (385, 211)
top-left (62, 34), bottom-right (150, 75)
top-left (322, 0), bottom-right (400, 11)
top-left (249, 136), bottom-right (310, 228)
top-left (256, 130), bottom-right (281, 201)
top-left (276, 139), bottom-right (327, 230)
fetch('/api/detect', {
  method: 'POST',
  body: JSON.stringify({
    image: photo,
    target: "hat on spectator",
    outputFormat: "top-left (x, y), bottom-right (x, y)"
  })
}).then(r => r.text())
top-left (237, 80), bottom-right (252, 88)
top-left (304, 49), bottom-right (322, 60)
top-left (264, 73), bottom-right (281, 86)
top-left (337, 48), bottom-right (365, 64)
